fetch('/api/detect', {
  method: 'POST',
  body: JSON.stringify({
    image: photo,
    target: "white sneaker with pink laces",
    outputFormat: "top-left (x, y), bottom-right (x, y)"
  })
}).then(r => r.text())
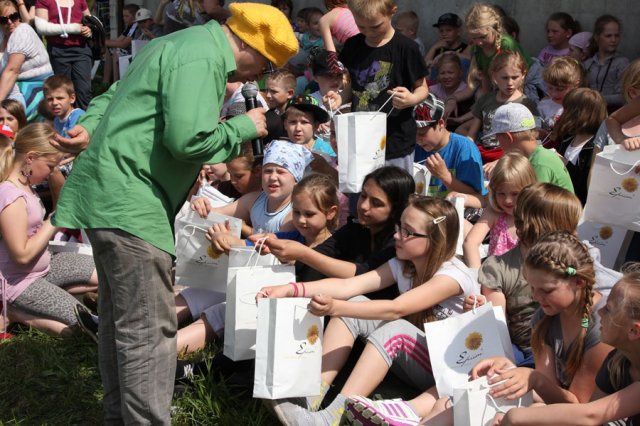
top-left (345, 396), bottom-right (421, 426)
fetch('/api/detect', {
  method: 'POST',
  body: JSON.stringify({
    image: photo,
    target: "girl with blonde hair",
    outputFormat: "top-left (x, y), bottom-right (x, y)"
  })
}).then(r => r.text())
top-left (0, 123), bottom-right (97, 338)
top-left (463, 152), bottom-right (537, 268)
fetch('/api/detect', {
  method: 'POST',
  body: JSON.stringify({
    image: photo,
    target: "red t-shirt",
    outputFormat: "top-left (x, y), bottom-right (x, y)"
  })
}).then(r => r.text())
top-left (35, 0), bottom-right (88, 47)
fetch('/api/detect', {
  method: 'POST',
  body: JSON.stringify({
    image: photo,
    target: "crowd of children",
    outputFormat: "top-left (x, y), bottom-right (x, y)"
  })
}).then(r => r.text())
top-left (1, 0), bottom-right (640, 424)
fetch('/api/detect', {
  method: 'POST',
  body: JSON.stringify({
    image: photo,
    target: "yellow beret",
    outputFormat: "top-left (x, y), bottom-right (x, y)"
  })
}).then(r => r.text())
top-left (227, 3), bottom-right (299, 68)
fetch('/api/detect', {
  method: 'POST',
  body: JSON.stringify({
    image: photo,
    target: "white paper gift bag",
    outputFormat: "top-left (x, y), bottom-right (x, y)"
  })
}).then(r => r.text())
top-left (583, 145), bottom-right (640, 231)
top-left (453, 376), bottom-right (533, 426)
top-left (424, 303), bottom-right (512, 398)
top-left (413, 162), bottom-right (432, 196)
top-left (253, 298), bottom-right (323, 399)
top-left (335, 112), bottom-right (387, 193)
top-left (577, 221), bottom-right (631, 269)
top-left (174, 210), bottom-right (242, 290)
top-left (48, 241), bottom-right (93, 256)
top-left (223, 264), bottom-right (295, 361)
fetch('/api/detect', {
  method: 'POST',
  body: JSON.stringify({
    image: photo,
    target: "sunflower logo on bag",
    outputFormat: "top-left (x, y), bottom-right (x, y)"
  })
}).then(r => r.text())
top-left (621, 177), bottom-right (639, 193)
top-left (599, 226), bottom-right (613, 240)
top-left (207, 246), bottom-right (222, 259)
top-left (307, 325), bottom-right (319, 345)
top-left (465, 332), bottom-right (483, 351)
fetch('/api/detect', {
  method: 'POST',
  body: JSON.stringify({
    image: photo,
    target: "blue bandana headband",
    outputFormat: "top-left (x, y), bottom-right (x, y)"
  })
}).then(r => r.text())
top-left (263, 140), bottom-right (313, 182)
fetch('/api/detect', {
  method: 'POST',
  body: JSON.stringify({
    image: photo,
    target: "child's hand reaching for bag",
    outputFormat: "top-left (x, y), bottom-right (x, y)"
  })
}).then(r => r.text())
top-left (191, 197), bottom-right (213, 218)
top-left (486, 366), bottom-right (535, 400)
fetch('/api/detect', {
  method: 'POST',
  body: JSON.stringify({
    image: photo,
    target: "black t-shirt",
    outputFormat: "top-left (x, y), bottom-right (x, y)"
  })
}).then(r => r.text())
top-left (340, 32), bottom-right (429, 160)
top-left (313, 220), bottom-right (399, 300)
top-left (596, 349), bottom-right (639, 426)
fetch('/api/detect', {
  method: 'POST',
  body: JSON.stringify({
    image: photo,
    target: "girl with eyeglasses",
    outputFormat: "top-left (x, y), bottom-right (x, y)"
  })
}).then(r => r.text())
top-left (258, 196), bottom-right (479, 426)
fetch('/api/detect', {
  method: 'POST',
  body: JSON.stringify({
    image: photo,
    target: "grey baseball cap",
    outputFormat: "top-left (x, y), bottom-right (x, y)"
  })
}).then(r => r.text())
top-left (482, 103), bottom-right (536, 140)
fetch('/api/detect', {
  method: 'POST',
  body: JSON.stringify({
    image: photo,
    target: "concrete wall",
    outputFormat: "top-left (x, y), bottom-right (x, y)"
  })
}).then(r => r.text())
top-left (287, 0), bottom-right (640, 61)
top-left (112, 0), bottom-right (640, 60)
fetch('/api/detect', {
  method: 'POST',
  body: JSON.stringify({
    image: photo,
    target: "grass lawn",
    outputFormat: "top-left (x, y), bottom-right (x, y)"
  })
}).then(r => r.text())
top-left (0, 326), bottom-right (278, 425)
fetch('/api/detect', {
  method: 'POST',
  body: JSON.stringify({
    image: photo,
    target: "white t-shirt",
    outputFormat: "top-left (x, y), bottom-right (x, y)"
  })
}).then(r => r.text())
top-left (6, 23), bottom-right (52, 80)
top-left (388, 256), bottom-right (479, 321)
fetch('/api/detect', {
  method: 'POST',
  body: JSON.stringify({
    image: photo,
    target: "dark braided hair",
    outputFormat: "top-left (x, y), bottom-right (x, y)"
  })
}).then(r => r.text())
top-left (525, 231), bottom-right (595, 383)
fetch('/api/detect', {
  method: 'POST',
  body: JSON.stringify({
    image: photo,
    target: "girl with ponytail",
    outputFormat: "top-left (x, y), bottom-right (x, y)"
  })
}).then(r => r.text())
top-left (472, 231), bottom-right (613, 407)
top-left (0, 123), bottom-right (97, 337)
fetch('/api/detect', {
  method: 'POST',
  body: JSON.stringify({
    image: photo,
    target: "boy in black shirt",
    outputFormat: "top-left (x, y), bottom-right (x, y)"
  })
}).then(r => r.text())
top-left (326, 0), bottom-right (429, 173)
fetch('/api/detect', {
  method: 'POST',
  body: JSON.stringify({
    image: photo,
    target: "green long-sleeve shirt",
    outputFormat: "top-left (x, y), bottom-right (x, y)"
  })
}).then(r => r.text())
top-left (52, 21), bottom-right (256, 255)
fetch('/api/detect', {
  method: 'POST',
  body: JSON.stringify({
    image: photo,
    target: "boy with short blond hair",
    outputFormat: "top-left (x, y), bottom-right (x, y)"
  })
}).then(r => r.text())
top-left (43, 74), bottom-right (85, 139)
top-left (328, 0), bottom-right (429, 173)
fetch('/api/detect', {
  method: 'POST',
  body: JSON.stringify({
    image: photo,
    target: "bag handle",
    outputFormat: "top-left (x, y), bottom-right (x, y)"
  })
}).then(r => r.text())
top-left (610, 160), bottom-right (640, 176)
top-left (181, 224), bottom-right (209, 237)
top-left (371, 90), bottom-right (398, 119)
top-left (243, 235), bottom-right (269, 268)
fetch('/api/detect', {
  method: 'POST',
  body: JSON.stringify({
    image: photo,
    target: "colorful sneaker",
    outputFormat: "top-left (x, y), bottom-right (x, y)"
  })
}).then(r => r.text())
top-left (345, 396), bottom-right (421, 426)
top-left (74, 304), bottom-right (98, 344)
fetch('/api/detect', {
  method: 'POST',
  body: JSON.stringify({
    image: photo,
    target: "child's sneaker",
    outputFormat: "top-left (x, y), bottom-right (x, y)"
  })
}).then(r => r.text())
top-left (345, 396), bottom-right (421, 426)
top-left (74, 304), bottom-right (98, 344)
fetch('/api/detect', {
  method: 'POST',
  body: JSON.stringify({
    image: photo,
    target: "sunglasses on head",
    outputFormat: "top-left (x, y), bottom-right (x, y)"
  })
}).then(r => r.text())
top-left (0, 12), bottom-right (20, 25)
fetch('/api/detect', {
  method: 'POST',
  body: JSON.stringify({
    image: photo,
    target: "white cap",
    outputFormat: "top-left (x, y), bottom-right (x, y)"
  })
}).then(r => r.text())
top-left (135, 8), bottom-right (152, 22)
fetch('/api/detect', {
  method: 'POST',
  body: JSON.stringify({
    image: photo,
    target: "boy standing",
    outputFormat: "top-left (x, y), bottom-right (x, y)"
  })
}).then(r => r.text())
top-left (328, 0), bottom-right (429, 172)
top-left (484, 103), bottom-right (574, 192)
top-left (44, 75), bottom-right (85, 139)
top-left (413, 93), bottom-right (486, 199)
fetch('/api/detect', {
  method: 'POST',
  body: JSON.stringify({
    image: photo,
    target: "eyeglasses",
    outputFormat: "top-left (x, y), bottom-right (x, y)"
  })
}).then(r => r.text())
top-left (0, 12), bottom-right (20, 25)
top-left (263, 61), bottom-right (276, 76)
top-left (395, 224), bottom-right (430, 239)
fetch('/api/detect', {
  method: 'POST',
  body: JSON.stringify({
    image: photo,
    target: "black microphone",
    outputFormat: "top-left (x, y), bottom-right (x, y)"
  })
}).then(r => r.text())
top-left (241, 82), bottom-right (264, 158)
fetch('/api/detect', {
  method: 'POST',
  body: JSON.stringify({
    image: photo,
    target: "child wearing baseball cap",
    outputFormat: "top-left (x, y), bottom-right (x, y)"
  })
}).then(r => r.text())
top-left (484, 103), bottom-right (574, 192)
top-left (413, 93), bottom-right (486, 201)
top-left (424, 13), bottom-right (467, 70)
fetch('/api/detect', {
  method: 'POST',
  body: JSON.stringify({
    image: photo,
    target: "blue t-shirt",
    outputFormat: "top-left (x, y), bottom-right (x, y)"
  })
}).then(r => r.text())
top-left (53, 108), bottom-right (86, 138)
top-left (414, 132), bottom-right (487, 198)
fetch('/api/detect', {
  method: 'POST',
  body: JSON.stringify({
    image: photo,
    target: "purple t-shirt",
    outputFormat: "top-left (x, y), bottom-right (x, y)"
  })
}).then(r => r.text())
top-left (537, 46), bottom-right (570, 67)
top-left (0, 182), bottom-right (50, 302)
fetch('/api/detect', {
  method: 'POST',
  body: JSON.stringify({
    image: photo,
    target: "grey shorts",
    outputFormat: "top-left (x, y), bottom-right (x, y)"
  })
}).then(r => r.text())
top-left (340, 295), bottom-right (435, 391)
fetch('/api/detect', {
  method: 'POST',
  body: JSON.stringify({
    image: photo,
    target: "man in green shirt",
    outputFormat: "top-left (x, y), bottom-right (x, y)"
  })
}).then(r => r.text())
top-left (51, 3), bottom-right (297, 424)
top-left (485, 102), bottom-right (575, 193)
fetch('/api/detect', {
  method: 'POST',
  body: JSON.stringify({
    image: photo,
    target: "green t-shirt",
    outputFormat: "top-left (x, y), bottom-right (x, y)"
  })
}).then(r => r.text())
top-left (529, 145), bottom-right (575, 193)
top-left (52, 21), bottom-right (257, 255)
top-left (474, 33), bottom-right (534, 74)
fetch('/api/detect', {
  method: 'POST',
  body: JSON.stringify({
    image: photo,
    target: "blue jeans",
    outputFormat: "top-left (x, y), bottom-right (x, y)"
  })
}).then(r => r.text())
top-left (88, 229), bottom-right (177, 425)
top-left (512, 343), bottom-right (535, 368)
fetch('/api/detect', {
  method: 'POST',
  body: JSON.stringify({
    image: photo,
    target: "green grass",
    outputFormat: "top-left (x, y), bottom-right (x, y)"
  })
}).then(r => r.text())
top-left (0, 326), bottom-right (278, 425)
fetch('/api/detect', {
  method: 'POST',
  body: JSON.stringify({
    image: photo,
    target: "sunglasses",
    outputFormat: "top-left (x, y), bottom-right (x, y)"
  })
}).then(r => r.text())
top-left (0, 12), bottom-right (20, 25)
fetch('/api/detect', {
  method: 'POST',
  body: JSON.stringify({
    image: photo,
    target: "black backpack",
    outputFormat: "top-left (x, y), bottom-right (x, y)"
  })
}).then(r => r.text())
top-left (81, 15), bottom-right (106, 60)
